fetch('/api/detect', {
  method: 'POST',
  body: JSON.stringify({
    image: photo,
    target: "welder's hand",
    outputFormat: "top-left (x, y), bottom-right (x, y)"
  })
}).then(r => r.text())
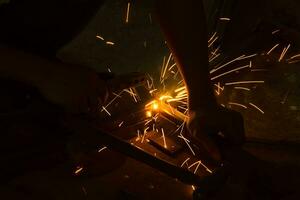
top-left (38, 64), bottom-right (109, 114)
top-left (187, 106), bottom-right (245, 161)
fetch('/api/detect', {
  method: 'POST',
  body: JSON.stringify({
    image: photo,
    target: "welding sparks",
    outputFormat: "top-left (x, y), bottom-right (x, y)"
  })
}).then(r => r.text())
top-left (141, 127), bottom-right (150, 143)
top-left (118, 121), bottom-right (124, 127)
top-left (102, 106), bottom-right (111, 116)
top-left (234, 87), bottom-right (251, 91)
top-left (98, 146), bottom-right (108, 153)
top-left (100, 90), bottom-right (123, 114)
top-left (279, 44), bottom-right (291, 62)
top-left (289, 53), bottom-right (300, 60)
top-left (152, 102), bottom-right (159, 110)
top-left (160, 56), bottom-right (166, 82)
top-left (168, 63), bottom-right (177, 71)
top-left (188, 160), bottom-right (202, 174)
top-left (86, 7), bottom-right (300, 190)
top-left (188, 160), bottom-right (213, 174)
top-left (174, 86), bottom-right (186, 93)
top-left (161, 128), bottom-right (167, 148)
top-left (208, 32), bottom-right (218, 47)
top-left (209, 52), bottom-right (221, 63)
top-left (149, 89), bottom-right (157, 94)
top-left (74, 167), bottom-right (83, 175)
top-left (228, 102), bottom-right (248, 109)
top-left (267, 43), bottom-right (280, 55)
top-left (225, 80), bottom-right (264, 86)
top-left (106, 41), bottom-right (115, 45)
top-left (214, 82), bottom-right (224, 96)
top-left (210, 55), bottom-right (246, 74)
top-left (272, 29), bottom-right (280, 35)
top-left (178, 134), bottom-right (196, 156)
top-left (112, 92), bottom-right (122, 98)
top-left (251, 69), bottom-right (268, 72)
top-left (211, 64), bottom-right (250, 80)
top-left (96, 10), bottom-right (293, 183)
top-left (249, 103), bottom-right (264, 114)
top-left (219, 17), bottom-right (231, 21)
top-left (124, 88), bottom-right (139, 103)
top-left (208, 32), bottom-right (217, 44)
top-left (96, 35), bottom-right (105, 40)
top-left (180, 157), bottom-right (190, 167)
top-left (208, 36), bottom-right (218, 48)
top-left (125, 2), bottom-right (131, 23)
top-left (146, 111), bottom-right (152, 118)
top-left (136, 130), bottom-right (141, 141)
top-left (161, 53), bottom-right (172, 82)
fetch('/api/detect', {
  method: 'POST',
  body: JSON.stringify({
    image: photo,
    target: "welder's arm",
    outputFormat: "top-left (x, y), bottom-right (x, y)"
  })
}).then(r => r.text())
top-left (0, 45), bottom-right (108, 113)
top-left (156, 0), bottom-right (245, 162)
top-left (155, 0), bottom-right (220, 161)
top-left (156, 0), bottom-right (217, 110)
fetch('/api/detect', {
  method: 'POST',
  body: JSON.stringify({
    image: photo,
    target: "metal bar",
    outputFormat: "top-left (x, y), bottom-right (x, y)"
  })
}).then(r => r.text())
top-left (71, 118), bottom-right (209, 187)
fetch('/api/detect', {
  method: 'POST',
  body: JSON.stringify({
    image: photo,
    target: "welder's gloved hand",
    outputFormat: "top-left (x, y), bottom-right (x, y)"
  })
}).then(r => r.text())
top-left (187, 106), bottom-right (245, 162)
top-left (38, 64), bottom-right (109, 114)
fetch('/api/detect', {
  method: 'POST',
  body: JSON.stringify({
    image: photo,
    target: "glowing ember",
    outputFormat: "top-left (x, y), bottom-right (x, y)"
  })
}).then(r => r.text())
top-left (146, 111), bottom-right (152, 118)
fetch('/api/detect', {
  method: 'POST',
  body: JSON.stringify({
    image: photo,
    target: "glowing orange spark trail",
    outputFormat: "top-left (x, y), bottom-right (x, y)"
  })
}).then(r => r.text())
top-left (74, 167), bottom-right (83, 175)
top-left (272, 29), bottom-right (280, 35)
top-left (161, 53), bottom-right (172, 82)
top-left (289, 54), bottom-right (300, 60)
top-left (188, 160), bottom-right (202, 174)
top-left (136, 130), bottom-right (141, 141)
top-left (112, 92), bottom-right (122, 98)
top-left (225, 81), bottom-right (264, 86)
top-left (126, 2), bottom-right (130, 23)
top-left (161, 128), bottom-right (167, 148)
top-left (102, 106), bottom-right (111, 116)
top-left (180, 157), bottom-right (190, 167)
top-left (279, 44), bottom-right (291, 62)
top-left (175, 86), bottom-right (186, 93)
top-left (267, 43), bottom-right (279, 55)
top-left (241, 54), bottom-right (258, 60)
top-left (141, 127), bottom-right (149, 143)
top-left (208, 32), bottom-right (217, 44)
top-left (228, 102), bottom-right (248, 109)
top-left (168, 63), bottom-right (177, 71)
top-left (96, 35), bottom-right (104, 40)
top-left (210, 55), bottom-right (245, 74)
top-left (118, 121), bottom-right (124, 127)
top-left (249, 103), bottom-right (264, 114)
top-left (101, 91), bottom-right (123, 112)
top-left (234, 87), bottom-right (251, 91)
top-left (106, 41), bottom-right (115, 45)
top-left (219, 17), bottom-right (231, 21)
top-left (178, 134), bottom-right (195, 156)
top-left (211, 64), bottom-right (250, 80)
top-left (214, 83), bottom-right (224, 91)
top-left (98, 146), bottom-right (108, 153)
top-left (209, 53), bottom-right (221, 63)
top-left (208, 36), bottom-right (218, 48)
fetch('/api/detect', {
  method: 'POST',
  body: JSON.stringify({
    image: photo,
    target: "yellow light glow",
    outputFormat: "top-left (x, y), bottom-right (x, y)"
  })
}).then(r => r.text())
top-left (159, 95), bottom-right (173, 101)
top-left (146, 111), bottom-right (152, 118)
top-left (152, 102), bottom-right (159, 110)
